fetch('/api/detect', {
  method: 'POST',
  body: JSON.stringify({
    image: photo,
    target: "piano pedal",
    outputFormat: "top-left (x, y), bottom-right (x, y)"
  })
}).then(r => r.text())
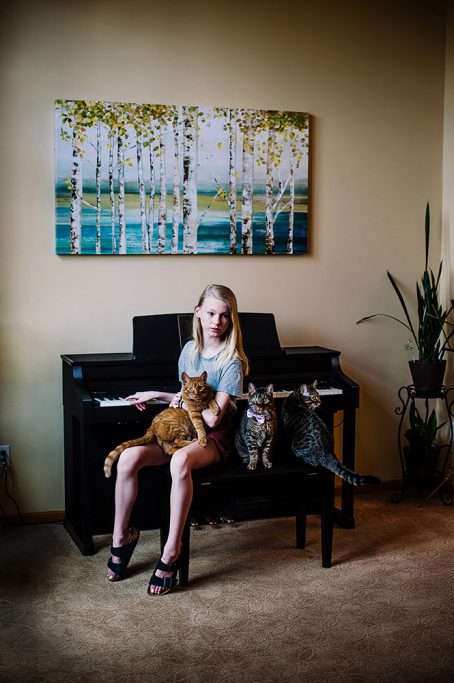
top-left (205, 515), bottom-right (220, 526)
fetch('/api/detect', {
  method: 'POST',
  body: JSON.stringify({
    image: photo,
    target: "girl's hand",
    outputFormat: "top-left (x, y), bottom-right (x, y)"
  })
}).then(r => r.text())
top-left (125, 391), bottom-right (162, 412)
top-left (169, 392), bottom-right (182, 408)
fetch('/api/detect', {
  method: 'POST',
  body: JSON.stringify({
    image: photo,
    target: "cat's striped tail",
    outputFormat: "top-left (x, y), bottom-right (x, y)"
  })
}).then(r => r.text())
top-left (320, 452), bottom-right (380, 486)
top-left (103, 425), bottom-right (156, 478)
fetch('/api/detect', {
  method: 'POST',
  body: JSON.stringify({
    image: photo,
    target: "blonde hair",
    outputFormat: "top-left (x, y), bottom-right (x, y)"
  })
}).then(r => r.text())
top-left (191, 284), bottom-right (249, 375)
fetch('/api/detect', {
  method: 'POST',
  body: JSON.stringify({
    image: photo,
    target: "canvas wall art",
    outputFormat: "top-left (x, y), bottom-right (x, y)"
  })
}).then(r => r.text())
top-left (55, 100), bottom-right (310, 255)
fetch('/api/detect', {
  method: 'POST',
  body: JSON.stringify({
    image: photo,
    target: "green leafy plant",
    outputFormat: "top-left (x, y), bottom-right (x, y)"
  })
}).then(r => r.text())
top-left (357, 203), bottom-right (454, 361)
top-left (404, 402), bottom-right (444, 455)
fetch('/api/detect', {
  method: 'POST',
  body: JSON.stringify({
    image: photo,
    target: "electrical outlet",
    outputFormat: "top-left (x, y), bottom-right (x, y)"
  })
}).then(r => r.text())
top-left (0, 445), bottom-right (11, 468)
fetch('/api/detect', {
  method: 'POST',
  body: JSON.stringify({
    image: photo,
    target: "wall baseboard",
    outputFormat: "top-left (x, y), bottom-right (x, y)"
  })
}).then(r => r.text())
top-left (2, 510), bottom-right (65, 526)
top-left (24, 510), bottom-right (65, 524)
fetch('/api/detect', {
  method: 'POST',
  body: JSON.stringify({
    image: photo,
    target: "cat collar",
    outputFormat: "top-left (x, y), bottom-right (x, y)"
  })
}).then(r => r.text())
top-left (246, 408), bottom-right (265, 424)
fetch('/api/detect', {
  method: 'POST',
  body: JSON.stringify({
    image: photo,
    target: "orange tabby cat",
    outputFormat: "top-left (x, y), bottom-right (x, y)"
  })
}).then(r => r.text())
top-left (103, 371), bottom-right (219, 478)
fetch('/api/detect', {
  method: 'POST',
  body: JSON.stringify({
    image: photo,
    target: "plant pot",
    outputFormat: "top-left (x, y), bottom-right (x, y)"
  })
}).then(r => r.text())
top-left (403, 445), bottom-right (440, 485)
top-left (408, 360), bottom-right (446, 393)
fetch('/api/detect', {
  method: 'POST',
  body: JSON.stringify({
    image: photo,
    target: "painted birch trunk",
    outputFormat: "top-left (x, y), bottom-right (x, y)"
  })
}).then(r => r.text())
top-left (241, 128), bottom-right (254, 255)
top-left (108, 134), bottom-right (116, 255)
top-left (229, 109), bottom-right (237, 254)
top-left (287, 153), bottom-right (295, 254)
top-left (117, 135), bottom-right (126, 254)
top-left (148, 147), bottom-right (155, 252)
top-left (182, 107), bottom-right (198, 254)
top-left (171, 111), bottom-right (181, 254)
top-left (137, 138), bottom-right (149, 253)
top-left (95, 121), bottom-right (102, 254)
top-left (265, 129), bottom-right (276, 255)
top-left (69, 129), bottom-right (82, 254)
top-left (157, 132), bottom-right (167, 254)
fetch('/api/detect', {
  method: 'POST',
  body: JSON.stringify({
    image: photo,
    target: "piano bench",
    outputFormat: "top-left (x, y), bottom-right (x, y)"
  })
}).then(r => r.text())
top-left (159, 459), bottom-right (335, 586)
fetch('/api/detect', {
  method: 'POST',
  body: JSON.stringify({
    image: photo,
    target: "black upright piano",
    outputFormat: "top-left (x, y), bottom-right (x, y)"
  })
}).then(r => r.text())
top-left (61, 313), bottom-right (360, 554)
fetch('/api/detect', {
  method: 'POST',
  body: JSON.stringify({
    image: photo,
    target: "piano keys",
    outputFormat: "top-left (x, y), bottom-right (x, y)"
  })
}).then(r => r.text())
top-left (93, 396), bottom-right (168, 407)
top-left (93, 387), bottom-right (344, 408)
top-left (62, 312), bottom-right (359, 554)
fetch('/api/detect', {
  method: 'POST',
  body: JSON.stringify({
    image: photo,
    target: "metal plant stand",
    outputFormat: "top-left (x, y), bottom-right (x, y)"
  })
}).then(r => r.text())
top-left (393, 385), bottom-right (454, 505)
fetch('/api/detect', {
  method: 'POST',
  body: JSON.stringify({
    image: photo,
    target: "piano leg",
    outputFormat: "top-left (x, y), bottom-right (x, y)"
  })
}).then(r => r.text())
top-left (64, 520), bottom-right (95, 555)
top-left (336, 407), bottom-right (356, 529)
top-left (63, 414), bottom-right (96, 555)
top-left (320, 469), bottom-right (334, 568)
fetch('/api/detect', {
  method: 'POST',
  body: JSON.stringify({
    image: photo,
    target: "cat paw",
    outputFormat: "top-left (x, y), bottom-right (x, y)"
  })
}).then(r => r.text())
top-left (263, 461), bottom-right (273, 469)
top-left (247, 463), bottom-right (257, 471)
top-left (199, 437), bottom-right (207, 447)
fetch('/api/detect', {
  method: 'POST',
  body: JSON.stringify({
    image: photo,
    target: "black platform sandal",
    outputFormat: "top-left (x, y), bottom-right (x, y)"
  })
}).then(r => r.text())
top-left (107, 528), bottom-right (140, 582)
top-left (147, 557), bottom-right (180, 596)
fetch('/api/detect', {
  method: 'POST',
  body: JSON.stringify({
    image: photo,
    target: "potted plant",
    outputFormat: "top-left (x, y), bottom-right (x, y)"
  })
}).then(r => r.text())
top-left (403, 401), bottom-right (444, 484)
top-left (357, 203), bottom-right (454, 392)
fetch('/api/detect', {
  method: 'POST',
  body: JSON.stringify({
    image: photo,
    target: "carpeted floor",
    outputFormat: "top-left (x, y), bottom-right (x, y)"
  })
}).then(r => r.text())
top-left (1, 492), bottom-right (454, 683)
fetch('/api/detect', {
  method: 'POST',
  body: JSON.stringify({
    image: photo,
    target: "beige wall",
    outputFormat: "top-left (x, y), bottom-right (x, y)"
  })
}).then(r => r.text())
top-left (443, 3), bottom-right (454, 296)
top-left (442, 2), bottom-right (454, 389)
top-left (0, 0), bottom-right (448, 513)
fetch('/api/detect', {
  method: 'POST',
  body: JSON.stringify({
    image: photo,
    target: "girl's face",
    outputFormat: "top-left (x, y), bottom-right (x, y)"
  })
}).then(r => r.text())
top-left (195, 295), bottom-right (231, 340)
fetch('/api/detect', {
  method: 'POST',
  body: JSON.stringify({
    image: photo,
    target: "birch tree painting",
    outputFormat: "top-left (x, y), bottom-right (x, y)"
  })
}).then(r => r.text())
top-left (55, 100), bottom-right (309, 255)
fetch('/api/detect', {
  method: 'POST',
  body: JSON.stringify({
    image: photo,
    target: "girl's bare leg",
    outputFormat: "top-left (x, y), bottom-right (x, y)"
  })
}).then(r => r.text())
top-left (149, 440), bottom-right (221, 594)
top-left (107, 443), bottom-right (169, 579)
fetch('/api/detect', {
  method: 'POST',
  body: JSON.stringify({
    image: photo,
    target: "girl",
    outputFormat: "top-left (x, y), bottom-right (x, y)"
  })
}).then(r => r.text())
top-left (107, 284), bottom-right (249, 595)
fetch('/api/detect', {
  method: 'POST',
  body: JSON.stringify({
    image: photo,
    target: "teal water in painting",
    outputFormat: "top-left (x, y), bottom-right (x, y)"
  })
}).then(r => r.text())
top-left (56, 205), bottom-right (307, 255)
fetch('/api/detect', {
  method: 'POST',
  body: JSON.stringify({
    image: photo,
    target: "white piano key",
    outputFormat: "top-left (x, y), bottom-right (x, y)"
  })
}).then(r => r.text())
top-left (94, 397), bottom-right (128, 406)
top-left (94, 396), bottom-right (167, 407)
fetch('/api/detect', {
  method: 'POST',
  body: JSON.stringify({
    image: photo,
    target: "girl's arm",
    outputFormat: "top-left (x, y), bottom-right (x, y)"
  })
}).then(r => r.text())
top-left (125, 390), bottom-right (176, 412)
top-left (201, 391), bottom-right (232, 428)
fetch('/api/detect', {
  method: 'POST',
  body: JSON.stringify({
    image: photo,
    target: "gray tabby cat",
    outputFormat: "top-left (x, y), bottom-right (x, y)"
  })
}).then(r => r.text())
top-left (235, 383), bottom-right (277, 470)
top-left (282, 382), bottom-right (380, 486)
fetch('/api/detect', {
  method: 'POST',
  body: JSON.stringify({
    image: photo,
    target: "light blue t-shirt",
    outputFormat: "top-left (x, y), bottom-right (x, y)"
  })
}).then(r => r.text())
top-left (178, 341), bottom-right (243, 398)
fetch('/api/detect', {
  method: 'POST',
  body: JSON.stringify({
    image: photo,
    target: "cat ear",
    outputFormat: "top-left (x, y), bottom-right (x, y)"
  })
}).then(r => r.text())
top-left (313, 380), bottom-right (318, 389)
top-left (248, 382), bottom-right (256, 393)
top-left (300, 384), bottom-right (310, 396)
top-left (266, 383), bottom-right (274, 394)
top-left (201, 371), bottom-right (208, 382)
top-left (181, 372), bottom-right (189, 383)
